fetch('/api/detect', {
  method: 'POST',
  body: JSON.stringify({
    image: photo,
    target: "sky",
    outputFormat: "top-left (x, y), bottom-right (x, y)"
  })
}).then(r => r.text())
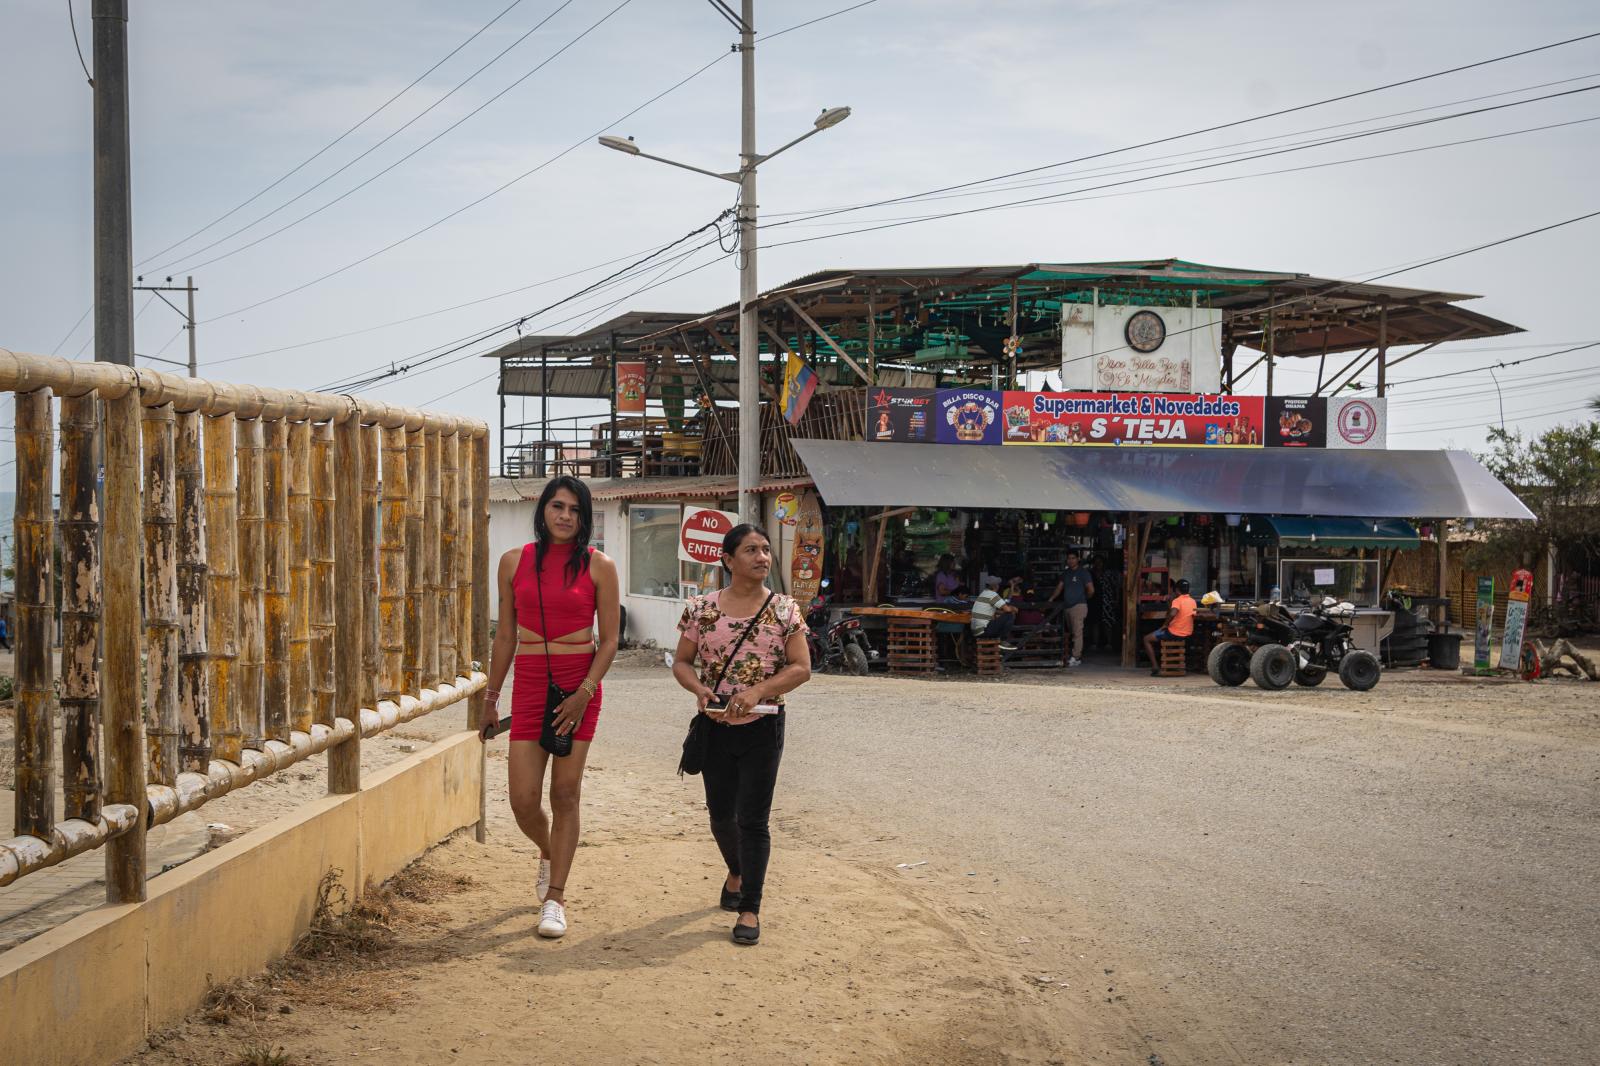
top-left (3, 0), bottom-right (1598, 474)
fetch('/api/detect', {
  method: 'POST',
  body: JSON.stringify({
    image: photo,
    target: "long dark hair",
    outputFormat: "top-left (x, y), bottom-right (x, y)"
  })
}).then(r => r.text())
top-left (533, 475), bottom-right (594, 586)
top-left (720, 522), bottom-right (771, 574)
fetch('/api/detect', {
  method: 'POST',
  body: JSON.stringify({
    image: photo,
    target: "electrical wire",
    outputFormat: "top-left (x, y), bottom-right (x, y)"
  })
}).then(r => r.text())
top-left (758, 0), bottom-right (881, 41)
top-left (151, 0), bottom-right (608, 276)
top-left (135, 0), bottom-right (530, 267)
top-left (201, 48), bottom-right (731, 325)
top-left (66, 0), bottom-right (92, 86)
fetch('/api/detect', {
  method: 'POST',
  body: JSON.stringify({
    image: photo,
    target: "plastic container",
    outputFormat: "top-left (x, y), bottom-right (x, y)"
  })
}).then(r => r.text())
top-left (1427, 632), bottom-right (1463, 671)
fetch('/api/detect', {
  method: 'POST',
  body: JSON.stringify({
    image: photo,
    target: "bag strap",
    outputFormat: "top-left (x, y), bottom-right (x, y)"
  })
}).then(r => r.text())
top-left (534, 548), bottom-right (558, 689)
top-left (708, 590), bottom-right (776, 696)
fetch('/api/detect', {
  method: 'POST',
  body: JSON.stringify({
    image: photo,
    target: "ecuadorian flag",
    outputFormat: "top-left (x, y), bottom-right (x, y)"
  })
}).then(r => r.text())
top-left (781, 352), bottom-right (818, 425)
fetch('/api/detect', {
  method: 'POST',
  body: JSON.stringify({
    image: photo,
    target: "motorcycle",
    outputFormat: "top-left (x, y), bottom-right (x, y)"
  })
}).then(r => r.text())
top-left (1208, 597), bottom-right (1381, 692)
top-left (805, 581), bottom-right (873, 676)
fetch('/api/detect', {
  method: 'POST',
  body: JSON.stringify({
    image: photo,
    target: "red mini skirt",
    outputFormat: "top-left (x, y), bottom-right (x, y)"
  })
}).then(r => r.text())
top-left (510, 651), bottom-right (602, 742)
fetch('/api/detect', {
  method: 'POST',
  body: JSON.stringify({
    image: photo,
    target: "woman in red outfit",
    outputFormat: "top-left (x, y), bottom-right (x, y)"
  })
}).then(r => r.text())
top-left (483, 476), bottom-right (619, 939)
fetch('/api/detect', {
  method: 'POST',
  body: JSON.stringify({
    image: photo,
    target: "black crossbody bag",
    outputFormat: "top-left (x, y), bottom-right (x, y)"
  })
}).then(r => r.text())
top-left (678, 590), bottom-right (775, 777)
top-left (535, 554), bottom-right (586, 758)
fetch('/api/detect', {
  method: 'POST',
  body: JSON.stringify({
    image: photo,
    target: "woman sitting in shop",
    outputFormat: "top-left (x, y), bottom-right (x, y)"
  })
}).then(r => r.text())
top-left (933, 553), bottom-right (964, 600)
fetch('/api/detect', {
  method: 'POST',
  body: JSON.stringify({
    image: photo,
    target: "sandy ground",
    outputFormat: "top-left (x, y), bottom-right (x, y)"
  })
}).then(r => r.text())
top-left (38, 649), bottom-right (1600, 1065)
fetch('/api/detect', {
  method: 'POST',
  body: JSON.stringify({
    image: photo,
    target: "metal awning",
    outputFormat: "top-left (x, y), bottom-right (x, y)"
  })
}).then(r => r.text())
top-left (790, 441), bottom-right (1534, 520)
top-left (1262, 516), bottom-right (1420, 549)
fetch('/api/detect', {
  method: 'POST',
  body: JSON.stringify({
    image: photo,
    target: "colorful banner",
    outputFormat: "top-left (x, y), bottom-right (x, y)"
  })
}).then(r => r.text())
top-left (999, 391), bottom-right (1266, 446)
top-left (1474, 576), bottom-right (1495, 674)
top-left (615, 361), bottom-right (647, 415)
top-left (936, 389), bottom-right (1002, 445)
top-left (869, 387), bottom-right (935, 443)
top-left (781, 352), bottom-right (818, 425)
top-left (1266, 396), bottom-right (1327, 448)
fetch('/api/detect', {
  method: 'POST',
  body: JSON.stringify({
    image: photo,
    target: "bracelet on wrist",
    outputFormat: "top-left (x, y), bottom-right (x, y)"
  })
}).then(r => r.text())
top-left (578, 678), bottom-right (598, 696)
top-left (484, 689), bottom-right (500, 704)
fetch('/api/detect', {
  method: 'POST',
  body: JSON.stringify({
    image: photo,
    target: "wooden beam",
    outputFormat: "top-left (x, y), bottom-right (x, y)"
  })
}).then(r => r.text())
top-left (310, 420), bottom-right (336, 728)
top-left (361, 424), bottom-right (382, 711)
top-left (288, 420), bottom-right (313, 733)
top-left (423, 429), bottom-right (442, 689)
top-left (404, 427), bottom-right (426, 692)
top-left (203, 412), bottom-right (242, 763)
top-left (379, 426), bottom-right (409, 704)
top-left (103, 389), bottom-right (147, 903)
top-left (439, 430), bottom-right (460, 681)
top-left (783, 296), bottom-right (871, 384)
top-left (330, 411), bottom-right (363, 794)
top-left (59, 393), bottom-right (102, 818)
top-left (13, 390), bottom-right (55, 838)
top-left (175, 409), bottom-right (211, 772)
top-left (142, 402), bottom-right (182, 786)
top-left (470, 433), bottom-right (491, 843)
top-left (262, 419), bottom-right (291, 744)
top-left (236, 418), bottom-right (266, 750)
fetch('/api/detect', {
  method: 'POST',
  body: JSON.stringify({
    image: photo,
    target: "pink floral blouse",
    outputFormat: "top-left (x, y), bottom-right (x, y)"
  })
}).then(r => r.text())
top-left (677, 590), bottom-right (808, 705)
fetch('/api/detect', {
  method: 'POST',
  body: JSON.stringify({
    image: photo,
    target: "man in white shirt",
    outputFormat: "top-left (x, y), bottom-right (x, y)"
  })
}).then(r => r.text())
top-left (970, 576), bottom-right (1019, 651)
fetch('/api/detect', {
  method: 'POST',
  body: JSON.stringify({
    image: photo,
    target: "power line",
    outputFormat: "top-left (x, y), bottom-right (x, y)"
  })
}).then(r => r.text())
top-left (1381, 341), bottom-right (1600, 390)
top-left (759, 29), bottom-right (1600, 232)
top-left (1390, 400), bottom-right (1595, 435)
top-left (151, 0), bottom-right (606, 276)
top-left (66, 0), bottom-right (92, 86)
top-left (202, 47), bottom-right (731, 324)
top-left (136, 0), bottom-right (530, 267)
top-left (759, 0), bottom-right (881, 41)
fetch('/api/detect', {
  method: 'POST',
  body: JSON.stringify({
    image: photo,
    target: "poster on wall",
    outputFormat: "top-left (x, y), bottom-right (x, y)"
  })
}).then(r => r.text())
top-left (868, 387), bottom-right (935, 443)
top-left (615, 361), bottom-right (647, 415)
top-left (1266, 396), bottom-right (1328, 448)
top-left (1327, 397), bottom-right (1386, 449)
top-left (935, 389), bottom-right (1002, 445)
top-left (789, 491), bottom-right (825, 606)
top-left (1060, 303), bottom-right (1223, 394)
top-left (999, 391), bottom-right (1266, 446)
top-left (1474, 576), bottom-right (1495, 674)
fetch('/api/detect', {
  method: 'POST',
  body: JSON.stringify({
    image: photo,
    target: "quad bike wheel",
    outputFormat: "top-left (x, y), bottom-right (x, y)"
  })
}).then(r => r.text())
top-left (1250, 644), bottom-right (1297, 690)
top-left (1294, 663), bottom-right (1328, 687)
top-left (1207, 642), bottom-right (1251, 687)
top-left (1337, 649), bottom-right (1382, 691)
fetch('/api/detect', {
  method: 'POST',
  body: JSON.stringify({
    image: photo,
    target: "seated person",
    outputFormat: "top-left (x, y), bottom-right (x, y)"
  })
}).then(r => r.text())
top-left (1142, 578), bottom-right (1197, 674)
top-left (933, 553), bottom-right (964, 600)
top-left (941, 584), bottom-right (972, 605)
top-left (969, 576), bottom-right (1019, 651)
top-left (1005, 575), bottom-right (1046, 626)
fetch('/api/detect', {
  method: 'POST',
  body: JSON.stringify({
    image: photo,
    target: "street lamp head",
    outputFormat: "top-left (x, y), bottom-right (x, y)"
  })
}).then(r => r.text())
top-left (598, 135), bottom-right (641, 155)
top-left (814, 106), bottom-right (852, 130)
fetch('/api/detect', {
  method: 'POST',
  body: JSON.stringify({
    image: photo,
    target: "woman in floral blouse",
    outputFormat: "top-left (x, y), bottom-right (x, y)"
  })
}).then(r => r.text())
top-left (672, 523), bottom-right (811, 945)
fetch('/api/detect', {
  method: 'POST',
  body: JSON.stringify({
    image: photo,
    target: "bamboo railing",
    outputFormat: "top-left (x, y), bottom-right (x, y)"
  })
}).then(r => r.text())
top-left (0, 350), bottom-right (491, 901)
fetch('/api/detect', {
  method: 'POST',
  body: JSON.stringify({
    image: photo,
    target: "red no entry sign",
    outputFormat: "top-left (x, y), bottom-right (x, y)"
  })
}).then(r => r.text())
top-left (678, 506), bottom-right (738, 565)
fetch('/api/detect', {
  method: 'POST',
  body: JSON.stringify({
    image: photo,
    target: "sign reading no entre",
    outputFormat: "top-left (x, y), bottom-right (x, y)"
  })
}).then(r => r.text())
top-left (679, 506), bottom-right (738, 565)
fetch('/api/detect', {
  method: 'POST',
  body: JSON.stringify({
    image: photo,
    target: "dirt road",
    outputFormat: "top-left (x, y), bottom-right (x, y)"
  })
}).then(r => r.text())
top-left (126, 660), bottom-right (1600, 1065)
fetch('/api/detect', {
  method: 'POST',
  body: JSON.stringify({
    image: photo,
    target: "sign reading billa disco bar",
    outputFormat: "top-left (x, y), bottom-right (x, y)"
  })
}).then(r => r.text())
top-left (868, 388), bottom-right (1384, 448)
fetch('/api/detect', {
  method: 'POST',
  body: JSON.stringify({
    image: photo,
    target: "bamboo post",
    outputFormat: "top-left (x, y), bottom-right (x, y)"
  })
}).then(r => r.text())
top-left (330, 411), bottom-right (363, 794)
top-left (142, 402), bottom-right (181, 787)
top-left (439, 430), bottom-right (459, 682)
top-left (379, 426), bottom-right (408, 703)
top-left (288, 420), bottom-right (312, 732)
top-left (470, 433), bottom-right (491, 843)
top-left (236, 419), bottom-right (266, 748)
top-left (404, 426), bottom-right (425, 693)
top-left (59, 394), bottom-right (102, 819)
top-left (422, 428), bottom-right (442, 689)
top-left (104, 389), bottom-right (148, 902)
top-left (13, 389), bottom-right (56, 838)
top-left (203, 412), bottom-right (242, 764)
top-left (176, 409), bottom-right (211, 771)
top-left (361, 424), bottom-right (381, 711)
top-left (457, 431), bottom-right (473, 679)
top-left (310, 420), bottom-right (336, 728)
top-left (263, 419), bottom-right (291, 743)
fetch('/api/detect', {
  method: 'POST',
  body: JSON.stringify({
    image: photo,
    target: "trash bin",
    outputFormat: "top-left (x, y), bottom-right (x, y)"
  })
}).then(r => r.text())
top-left (1427, 632), bottom-right (1462, 671)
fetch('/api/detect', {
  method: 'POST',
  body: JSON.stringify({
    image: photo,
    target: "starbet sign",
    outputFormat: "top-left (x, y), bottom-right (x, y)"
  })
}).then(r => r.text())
top-left (678, 506), bottom-right (738, 565)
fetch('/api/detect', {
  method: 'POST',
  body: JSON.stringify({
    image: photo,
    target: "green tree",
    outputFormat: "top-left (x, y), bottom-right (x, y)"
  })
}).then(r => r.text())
top-left (1476, 421), bottom-right (1600, 578)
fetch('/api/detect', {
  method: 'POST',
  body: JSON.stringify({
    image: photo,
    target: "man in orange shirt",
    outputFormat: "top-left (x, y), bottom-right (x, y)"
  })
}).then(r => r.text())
top-left (1142, 579), bottom-right (1197, 675)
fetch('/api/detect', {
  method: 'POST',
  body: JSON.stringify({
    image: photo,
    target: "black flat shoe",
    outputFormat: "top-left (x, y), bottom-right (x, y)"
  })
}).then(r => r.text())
top-left (731, 920), bottom-right (760, 945)
top-left (720, 885), bottom-right (741, 911)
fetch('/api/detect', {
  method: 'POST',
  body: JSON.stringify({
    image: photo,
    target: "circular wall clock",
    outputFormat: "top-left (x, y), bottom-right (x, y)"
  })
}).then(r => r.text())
top-left (1124, 309), bottom-right (1166, 353)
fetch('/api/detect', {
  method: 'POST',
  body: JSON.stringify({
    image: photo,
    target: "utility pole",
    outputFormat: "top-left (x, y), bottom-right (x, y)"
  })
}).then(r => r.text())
top-left (133, 276), bottom-right (199, 376)
top-left (93, 0), bottom-right (134, 367)
top-left (736, 0), bottom-right (760, 524)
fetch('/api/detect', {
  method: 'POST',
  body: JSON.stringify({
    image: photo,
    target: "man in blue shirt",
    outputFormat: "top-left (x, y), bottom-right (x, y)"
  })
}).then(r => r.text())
top-left (1049, 550), bottom-right (1095, 667)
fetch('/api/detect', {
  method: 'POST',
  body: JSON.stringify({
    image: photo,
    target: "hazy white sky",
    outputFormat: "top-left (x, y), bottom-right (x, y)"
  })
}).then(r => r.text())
top-left (4, 0), bottom-right (1598, 471)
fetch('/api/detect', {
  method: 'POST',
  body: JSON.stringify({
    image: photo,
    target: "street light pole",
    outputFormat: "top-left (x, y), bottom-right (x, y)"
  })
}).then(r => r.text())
top-left (736, 0), bottom-right (759, 524)
top-left (92, 0), bottom-right (134, 367)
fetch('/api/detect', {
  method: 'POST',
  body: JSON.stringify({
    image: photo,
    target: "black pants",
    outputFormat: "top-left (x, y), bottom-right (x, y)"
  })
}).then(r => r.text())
top-left (981, 614), bottom-right (1015, 639)
top-left (701, 712), bottom-right (784, 915)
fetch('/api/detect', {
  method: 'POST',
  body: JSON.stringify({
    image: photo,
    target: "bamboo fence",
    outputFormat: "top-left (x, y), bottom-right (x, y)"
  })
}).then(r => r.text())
top-left (0, 350), bottom-right (490, 901)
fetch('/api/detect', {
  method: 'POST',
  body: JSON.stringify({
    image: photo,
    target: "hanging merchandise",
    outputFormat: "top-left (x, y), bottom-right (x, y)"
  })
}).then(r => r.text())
top-left (773, 492), bottom-right (800, 527)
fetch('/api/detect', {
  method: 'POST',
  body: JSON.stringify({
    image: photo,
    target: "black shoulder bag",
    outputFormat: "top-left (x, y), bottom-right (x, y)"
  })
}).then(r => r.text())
top-left (535, 552), bottom-right (585, 758)
top-left (678, 590), bottom-right (775, 777)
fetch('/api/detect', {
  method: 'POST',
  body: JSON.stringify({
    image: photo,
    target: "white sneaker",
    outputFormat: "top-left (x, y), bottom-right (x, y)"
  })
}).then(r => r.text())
top-left (1068, 657), bottom-right (1082, 667)
top-left (536, 858), bottom-right (551, 902)
top-left (537, 899), bottom-right (567, 939)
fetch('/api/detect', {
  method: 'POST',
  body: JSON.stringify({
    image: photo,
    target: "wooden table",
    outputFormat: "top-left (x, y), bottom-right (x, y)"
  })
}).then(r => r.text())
top-left (851, 607), bottom-right (971, 676)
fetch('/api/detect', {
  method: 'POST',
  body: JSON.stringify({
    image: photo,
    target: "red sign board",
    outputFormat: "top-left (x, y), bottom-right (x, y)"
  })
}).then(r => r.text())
top-left (678, 506), bottom-right (737, 565)
top-left (1000, 391), bottom-right (1266, 447)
